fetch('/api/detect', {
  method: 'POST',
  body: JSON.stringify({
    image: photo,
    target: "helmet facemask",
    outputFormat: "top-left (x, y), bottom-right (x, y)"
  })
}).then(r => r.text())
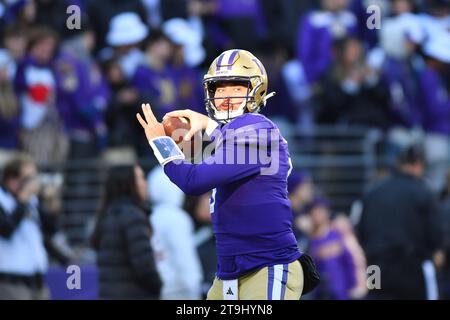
top-left (203, 76), bottom-right (262, 123)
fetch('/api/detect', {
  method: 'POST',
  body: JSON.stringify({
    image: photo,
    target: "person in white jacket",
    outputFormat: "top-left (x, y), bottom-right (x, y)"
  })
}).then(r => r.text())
top-left (147, 166), bottom-right (203, 299)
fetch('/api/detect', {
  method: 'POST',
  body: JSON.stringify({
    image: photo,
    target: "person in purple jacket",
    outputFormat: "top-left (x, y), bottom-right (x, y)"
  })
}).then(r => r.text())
top-left (296, 0), bottom-right (357, 84)
top-left (417, 39), bottom-right (450, 192)
top-left (304, 198), bottom-right (357, 300)
top-left (132, 30), bottom-right (178, 120)
top-left (14, 26), bottom-right (69, 165)
top-left (136, 49), bottom-right (319, 300)
top-left (59, 22), bottom-right (111, 159)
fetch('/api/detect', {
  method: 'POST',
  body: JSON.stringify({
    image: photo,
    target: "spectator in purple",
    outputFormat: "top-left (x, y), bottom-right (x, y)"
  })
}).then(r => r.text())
top-left (379, 0), bottom-right (424, 163)
top-left (132, 29), bottom-right (177, 119)
top-left (296, 0), bottom-right (357, 84)
top-left (379, 0), bottom-right (422, 126)
top-left (60, 20), bottom-right (111, 158)
top-left (14, 26), bottom-right (69, 165)
top-left (332, 214), bottom-right (368, 299)
top-left (304, 198), bottom-right (357, 300)
top-left (3, 0), bottom-right (36, 34)
top-left (418, 38), bottom-right (450, 192)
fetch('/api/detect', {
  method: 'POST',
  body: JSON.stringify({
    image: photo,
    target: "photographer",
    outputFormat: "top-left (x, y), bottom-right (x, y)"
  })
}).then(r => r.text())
top-left (0, 154), bottom-right (53, 299)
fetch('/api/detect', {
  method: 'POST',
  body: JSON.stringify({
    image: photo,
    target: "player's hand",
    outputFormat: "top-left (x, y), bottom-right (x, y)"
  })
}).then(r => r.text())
top-left (136, 103), bottom-right (165, 141)
top-left (163, 109), bottom-right (210, 141)
top-left (17, 176), bottom-right (39, 203)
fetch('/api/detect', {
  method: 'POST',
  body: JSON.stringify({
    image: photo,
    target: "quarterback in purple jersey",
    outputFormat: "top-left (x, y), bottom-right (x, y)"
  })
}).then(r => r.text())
top-left (137, 49), bottom-right (308, 300)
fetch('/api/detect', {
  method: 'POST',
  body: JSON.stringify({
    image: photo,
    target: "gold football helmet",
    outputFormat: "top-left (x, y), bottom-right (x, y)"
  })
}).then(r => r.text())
top-left (203, 49), bottom-right (275, 123)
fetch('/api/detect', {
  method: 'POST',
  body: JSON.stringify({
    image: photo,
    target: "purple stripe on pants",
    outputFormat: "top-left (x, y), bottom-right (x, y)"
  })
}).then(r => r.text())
top-left (268, 266), bottom-right (274, 300)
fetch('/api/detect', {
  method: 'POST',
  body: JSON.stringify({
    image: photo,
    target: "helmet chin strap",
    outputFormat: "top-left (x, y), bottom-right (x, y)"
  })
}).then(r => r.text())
top-left (262, 92), bottom-right (276, 107)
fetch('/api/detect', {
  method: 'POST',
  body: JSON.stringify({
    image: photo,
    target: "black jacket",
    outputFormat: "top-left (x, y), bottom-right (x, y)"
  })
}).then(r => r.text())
top-left (357, 170), bottom-right (443, 264)
top-left (95, 198), bottom-right (161, 299)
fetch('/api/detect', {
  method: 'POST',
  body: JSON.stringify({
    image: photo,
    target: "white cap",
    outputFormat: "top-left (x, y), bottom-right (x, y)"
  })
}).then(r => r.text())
top-left (106, 12), bottom-right (149, 47)
top-left (162, 18), bottom-right (205, 67)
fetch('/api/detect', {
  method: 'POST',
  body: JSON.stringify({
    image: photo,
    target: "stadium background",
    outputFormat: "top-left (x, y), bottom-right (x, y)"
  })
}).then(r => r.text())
top-left (0, 0), bottom-right (449, 300)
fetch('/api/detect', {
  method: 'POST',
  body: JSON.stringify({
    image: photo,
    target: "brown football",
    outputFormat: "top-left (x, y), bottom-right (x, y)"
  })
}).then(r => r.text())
top-left (162, 116), bottom-right (191, 144)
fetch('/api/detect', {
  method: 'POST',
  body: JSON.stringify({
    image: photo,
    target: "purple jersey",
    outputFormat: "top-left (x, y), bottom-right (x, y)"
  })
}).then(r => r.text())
top-left (164, 113), bottom-right (301, 279)
top-left (309, 229), bottom-right (356, 300)
top-left (296, 10), bottom-right (358, 83)
top-left (418, 66), bottom-right (450, 135)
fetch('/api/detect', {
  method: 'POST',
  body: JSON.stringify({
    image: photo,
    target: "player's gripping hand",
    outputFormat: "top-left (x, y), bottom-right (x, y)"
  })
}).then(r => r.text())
top-left (136, 103), bottom-right (166, 141)
top-left (163, 109), bottom-right (210, 142)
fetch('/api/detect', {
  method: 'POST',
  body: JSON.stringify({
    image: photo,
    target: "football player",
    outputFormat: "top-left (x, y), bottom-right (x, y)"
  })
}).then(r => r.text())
top-left (137, 49), bottom-right (309, 300)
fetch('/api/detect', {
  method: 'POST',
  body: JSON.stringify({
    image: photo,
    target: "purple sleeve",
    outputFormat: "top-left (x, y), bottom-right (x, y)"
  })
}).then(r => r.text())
top-left (74, 60), bottom-right (104, 127)
top-left (13, 59), bottom-right (27, 94)
top-left (341, 242), bottom-right (357, 292)
top-left (420, 69), bottom-right (448, 119)
top-left (95, 73), bottom-right (111, 113)
top-left (216, 0), bottom-right (257, 17)
top-left (163, 132), bottom-right (264, 195)
top-left (132, 67), bottom-right (159, 99)
top-left (296, 13), bottom-right (331, 83)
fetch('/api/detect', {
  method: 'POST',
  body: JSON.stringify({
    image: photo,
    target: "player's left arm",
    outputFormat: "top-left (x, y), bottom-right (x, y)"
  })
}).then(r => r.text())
top-left (136, 104), bottom-right (268, 195)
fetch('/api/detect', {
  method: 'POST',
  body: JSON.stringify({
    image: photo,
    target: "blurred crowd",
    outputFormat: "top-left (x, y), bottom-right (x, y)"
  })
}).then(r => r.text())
top-left (0, 0), bottom-right (450, 300)
top-left (289, 144), bottom-right (447, 300)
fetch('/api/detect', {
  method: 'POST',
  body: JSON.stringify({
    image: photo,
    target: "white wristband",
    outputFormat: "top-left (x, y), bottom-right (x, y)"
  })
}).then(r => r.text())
top-left (149, 136), bottom-right (185, 165)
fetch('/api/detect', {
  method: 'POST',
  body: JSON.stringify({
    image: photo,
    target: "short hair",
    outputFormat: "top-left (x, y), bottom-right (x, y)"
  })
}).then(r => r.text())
top-left (144, 28), bottom-right (172, 49)
top-left (26, 26), bottom-right (59, 53)
top-left (397, 144), bottom-right (425, 165)
top-left (1, 153), bottom-right (35, 185)
top-left (3, 24), bottom-right (25, 39)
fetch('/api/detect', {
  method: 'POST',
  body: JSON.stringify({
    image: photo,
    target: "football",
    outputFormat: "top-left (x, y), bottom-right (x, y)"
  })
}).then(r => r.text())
top-left (162, 116), bottom-right (191, 144)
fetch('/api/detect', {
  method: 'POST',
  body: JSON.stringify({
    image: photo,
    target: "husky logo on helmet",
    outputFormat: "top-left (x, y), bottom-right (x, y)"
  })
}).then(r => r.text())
top-left (203, 49), bottom-right (275, 123)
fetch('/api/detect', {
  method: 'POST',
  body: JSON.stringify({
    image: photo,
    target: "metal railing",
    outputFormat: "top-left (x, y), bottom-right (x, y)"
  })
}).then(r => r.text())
top-left (29, 125), bottom-right (381, 246)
